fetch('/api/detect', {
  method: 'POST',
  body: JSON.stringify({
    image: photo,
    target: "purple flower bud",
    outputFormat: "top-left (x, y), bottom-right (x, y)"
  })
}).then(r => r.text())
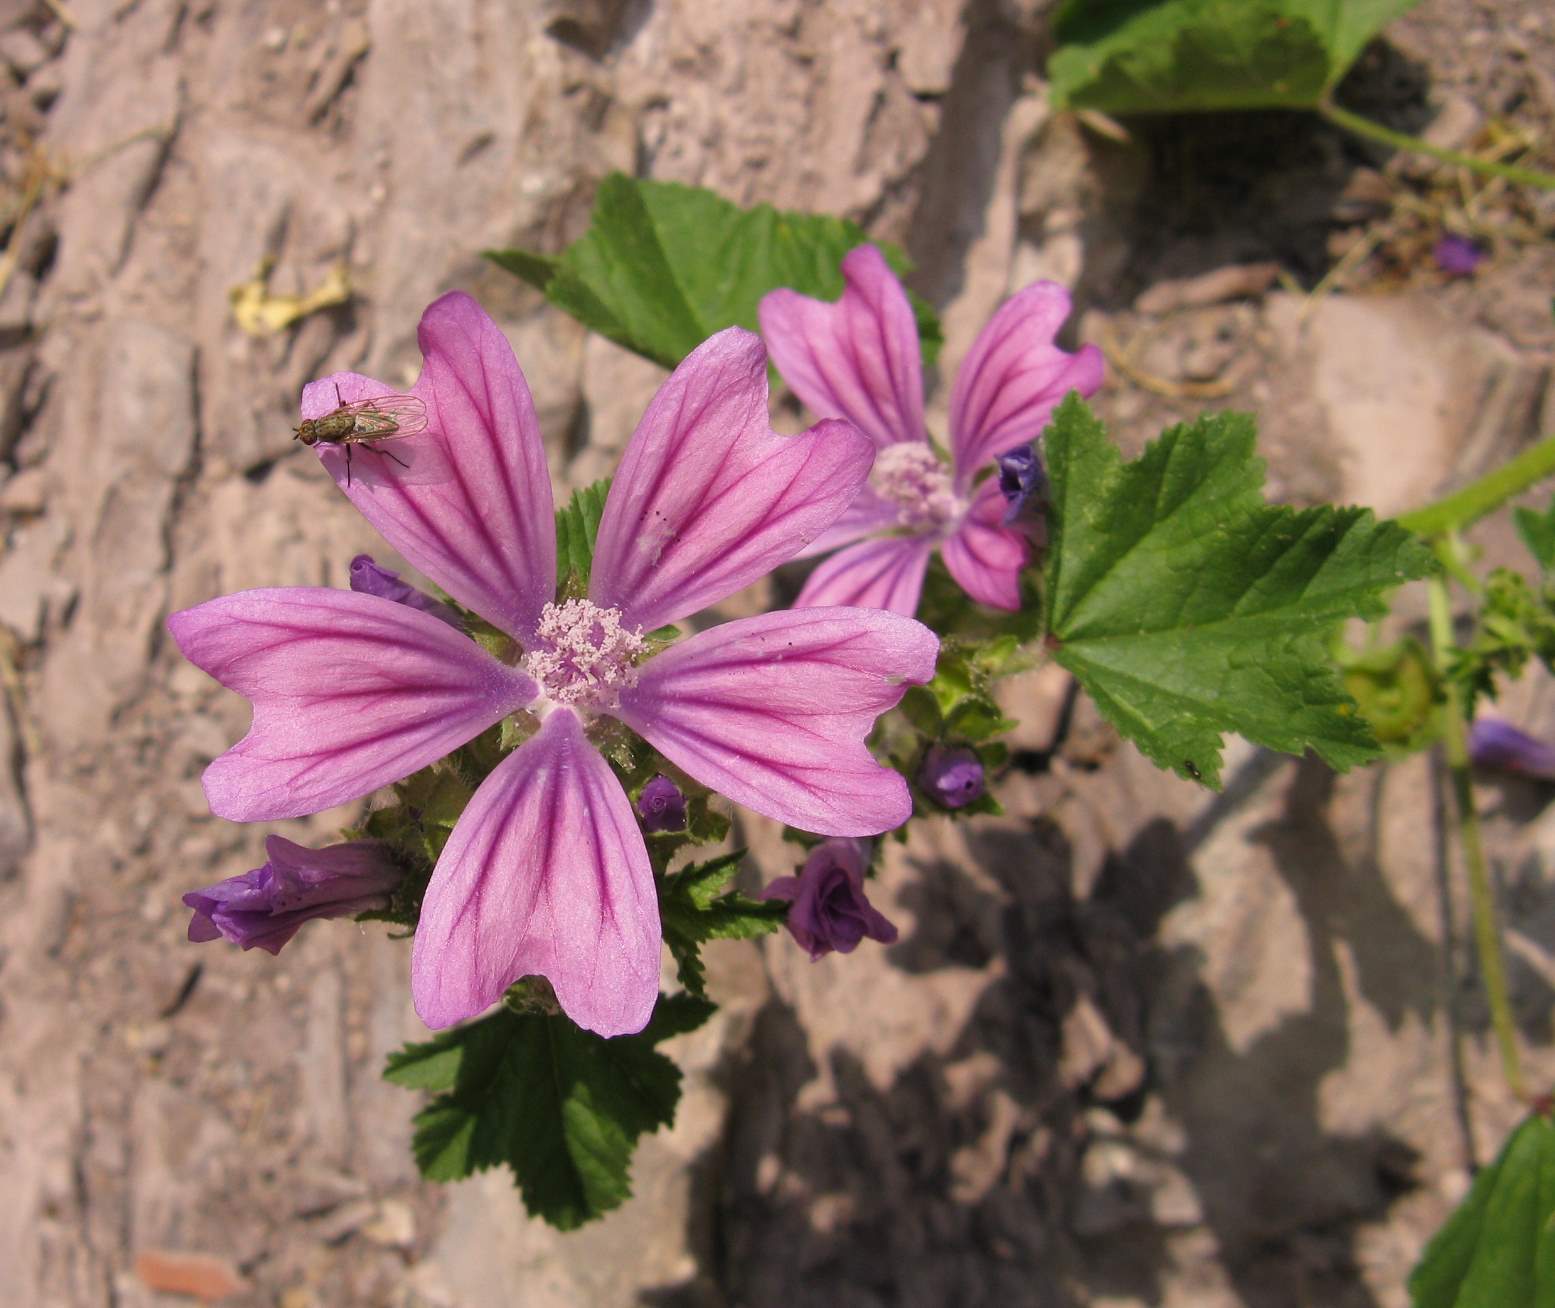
top-left (919, 744), bottom-right (985, 808)
top-left (1434, 234), bottom-right (1485, 278)
top-left (760, 837), bottom-right (897, 960)
top-left (636, 775), bottom-right (687, 833)
top-left (1469, 717), bottom-right (1555, 780)
top-left (348, 554), bottom-right (463, 627)
top-left (996, 443), bottom-right (1048, 529)
top-left (183, 836), bottom-right (401, 955)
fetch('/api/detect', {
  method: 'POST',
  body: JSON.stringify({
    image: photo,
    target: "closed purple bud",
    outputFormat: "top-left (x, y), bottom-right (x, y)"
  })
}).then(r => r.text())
top-left (183, 836), bottom-right (401, 955)
top-left (636, 775), bottom-right (687, 833)
top-left (1434, 234), bottom-right (1485, 278)
top-left (760, 837), bottom-right (897, 960)
top-left (1469, 717), bottom-right (1555, 780)
top-left (348, 554), bottom-right (462, 627)
top-left (920, 744), bottom-right (985, 808)
top-left (996, 443), bottom-right (1048, 529)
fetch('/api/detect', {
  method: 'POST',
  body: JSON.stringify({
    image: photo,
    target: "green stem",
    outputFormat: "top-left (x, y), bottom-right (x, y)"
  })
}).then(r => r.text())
top-left (1427, 569), bottom-right (1525, 1100)
top-left (1397, 435), bottom-right (1555, 538)
top-left (1319, 99), bottom-right (1555, 192)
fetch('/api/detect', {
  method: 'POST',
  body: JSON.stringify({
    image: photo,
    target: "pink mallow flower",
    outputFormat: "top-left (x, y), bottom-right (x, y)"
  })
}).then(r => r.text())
top-left (168, 292), bottom-right (938, 1038)
top-left (758, 245), bottom-right (1103, 615)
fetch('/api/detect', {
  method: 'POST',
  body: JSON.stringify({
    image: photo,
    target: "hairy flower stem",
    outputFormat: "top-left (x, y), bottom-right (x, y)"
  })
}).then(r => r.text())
top-left (1318, 99), bottom-right (1555, 192)
top-left (1427, 567), bottom-right (1525, 1101)
top-left (1398, 434), bottom-right (1555, 538)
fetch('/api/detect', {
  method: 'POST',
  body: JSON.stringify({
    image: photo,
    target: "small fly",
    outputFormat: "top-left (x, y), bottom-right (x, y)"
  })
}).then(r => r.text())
top-left (293, 386), bottom-right (429, 486)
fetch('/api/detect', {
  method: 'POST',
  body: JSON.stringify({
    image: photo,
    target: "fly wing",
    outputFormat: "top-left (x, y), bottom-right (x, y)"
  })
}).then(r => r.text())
top-left (342, 393), bottom-right (429, 440)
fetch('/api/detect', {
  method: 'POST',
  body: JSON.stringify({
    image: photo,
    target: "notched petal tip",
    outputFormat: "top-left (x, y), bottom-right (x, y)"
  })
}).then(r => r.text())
top-left (618, 608), bottom-right (937, 838)
top-left (304, 292), bottom-right (557, 643)
top-left (758, 243), bottom-right (927, 453)
top-left (588, 340), bottom-right (877, 630)
top-left (170, 588), bottom-right (536, 823)
top-left (411, 710), bottom-right (660, 1037)
top-left (949, 278), bottom-right (1104, 483)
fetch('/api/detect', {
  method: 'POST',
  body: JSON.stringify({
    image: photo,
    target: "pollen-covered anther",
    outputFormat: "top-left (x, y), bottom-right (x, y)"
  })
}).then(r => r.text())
top-left (872, 442), bottom-right (963, 531)
top-left (523, 599), bottom-right (647, 709)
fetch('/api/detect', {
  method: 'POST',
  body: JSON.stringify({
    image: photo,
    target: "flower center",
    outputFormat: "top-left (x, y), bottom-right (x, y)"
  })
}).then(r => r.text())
top-left (523, 600), bottom-right (645, 710)
top-left (871, 443), bottom-right (963, 532)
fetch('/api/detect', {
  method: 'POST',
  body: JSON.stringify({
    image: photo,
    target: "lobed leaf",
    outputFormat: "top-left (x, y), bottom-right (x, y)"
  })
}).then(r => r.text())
top-left (1048, 0), bottom-right (1422, 115)
top-left (1409, 1113), bottom-right (1555, 1308)
top-left (1042, 397), bottom-right (1435, 787)
top-left (383, 993), bottom-right (715, 1229)
top-left (488, 174), bottom-right (942, 372)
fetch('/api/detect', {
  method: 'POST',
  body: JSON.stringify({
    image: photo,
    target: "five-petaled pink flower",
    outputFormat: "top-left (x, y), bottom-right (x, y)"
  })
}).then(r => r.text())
top-left (168, 292), bottom-right (938, 1038)
top-left (758, 245), bottom-right (1103, 616)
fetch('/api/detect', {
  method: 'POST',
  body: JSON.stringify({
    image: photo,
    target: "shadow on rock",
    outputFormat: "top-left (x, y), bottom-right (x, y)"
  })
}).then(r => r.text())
top-left (671, 749), bottom-right (1469, 1307)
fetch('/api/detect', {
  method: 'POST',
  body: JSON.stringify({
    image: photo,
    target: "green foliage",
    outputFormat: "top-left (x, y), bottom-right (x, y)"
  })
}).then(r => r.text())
top-left (1409, 1112), bottom-right (1555, 1308)
top-left (488, 173), bottom-right (942, 372)
top-left (887, 640), bottom-right (1024, 820)
top-left (1515, 495), bottom-right (1555, 573)
top-left (1338, 637), bottom-right (1439, 752)
top-left (555, 478), bottom-right (611, 598)
top-left (1042, 397), bottom-right (1436, 787)
top-left (383, 993), bottom-right (715, 1230)
top-left (658, 851), bottom-right (788, 996)
top-left (1448, 568), bottom-right (1555, 715)
top-left (1048, 0), bottom-right (1422, 115)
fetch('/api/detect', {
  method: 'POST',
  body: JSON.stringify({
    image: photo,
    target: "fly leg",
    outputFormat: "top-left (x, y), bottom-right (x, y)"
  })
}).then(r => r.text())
top-left (367, 444), bottom-right (410, 471)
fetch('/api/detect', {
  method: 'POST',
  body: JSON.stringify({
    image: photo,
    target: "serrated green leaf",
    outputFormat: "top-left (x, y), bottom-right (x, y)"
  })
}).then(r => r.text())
top-left (1048, 0), bottom-right (1422, 115)
top-left (383, 994), bottom-right (714, 1229)
top-left (660, 851), bottom-right (787, 996)
top-left (1516, 497), bottom-right (1555, 572)
top-left (1409, 1113), bottom-right (1555, 1308)
top-left (486, 247), bottom-right (561, 292)
top-left (555, 478), bottom-right (611, 595)
top-left (1043, 397), bottom-right (1436, 787)
top-left (383, 1037), bottom-right (466, 1093)
top-left (487, 174), bottom-right (942, 372)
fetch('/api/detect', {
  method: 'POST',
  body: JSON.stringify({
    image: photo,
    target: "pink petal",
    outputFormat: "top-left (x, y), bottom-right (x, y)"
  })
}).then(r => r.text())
top-left (758, 244), bottom-right (927, 451)
top-left (948, 282), bottom-right (1104, 490)
top-left (411, 709), bottom-right (659, 1037)
top-left (616, 608), bottom-right (938, 836)
top-left (589, 328), bottom-right (875, 631)
top-left (941, 478), bottom-right (1028, 611)
top-left (167, 588), bottom-right (537, 822)
top-left (795, 535), bottom-right (935, 616)
top-left (792, 486), bottom-right (902, 560)
top-left (304, 292), bottom-right (556, 641)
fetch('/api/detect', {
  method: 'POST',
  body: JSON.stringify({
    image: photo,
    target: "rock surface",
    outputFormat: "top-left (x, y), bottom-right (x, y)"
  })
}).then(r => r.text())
top-left (1, 0), bottom-right (1554, 1305)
